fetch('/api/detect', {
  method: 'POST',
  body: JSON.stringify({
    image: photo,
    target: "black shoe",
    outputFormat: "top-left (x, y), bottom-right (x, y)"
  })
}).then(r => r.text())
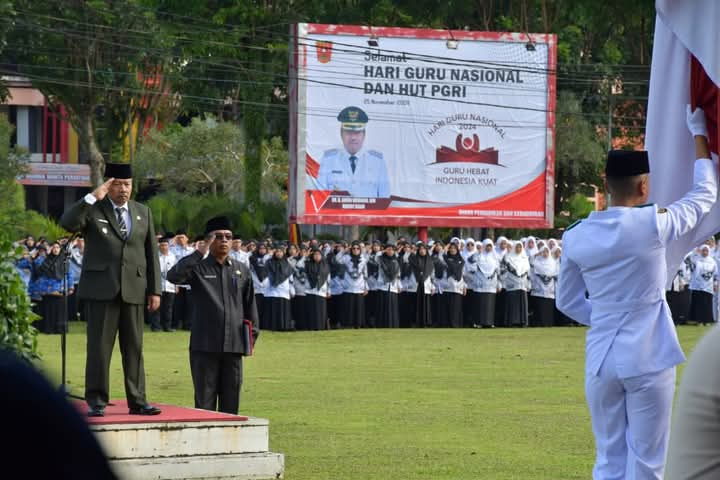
top-left (128, 404), bottom-right (162, 415)
top-left (87, 406), bottom-right (105, 417)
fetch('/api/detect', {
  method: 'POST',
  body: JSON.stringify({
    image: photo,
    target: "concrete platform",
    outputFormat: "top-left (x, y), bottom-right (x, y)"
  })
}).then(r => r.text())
top-left (83, 401), bottom-right (284, 479)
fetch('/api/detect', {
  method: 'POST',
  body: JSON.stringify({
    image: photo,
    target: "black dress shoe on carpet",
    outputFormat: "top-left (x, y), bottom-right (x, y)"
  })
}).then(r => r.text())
top-left (87, 406), bottom-right (105, 417)
top-left (128, 404), bottom-right (162, 415)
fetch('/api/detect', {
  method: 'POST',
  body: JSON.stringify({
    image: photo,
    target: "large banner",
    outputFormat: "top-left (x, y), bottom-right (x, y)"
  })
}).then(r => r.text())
top-left (288, 24), bottom-right (557, 227)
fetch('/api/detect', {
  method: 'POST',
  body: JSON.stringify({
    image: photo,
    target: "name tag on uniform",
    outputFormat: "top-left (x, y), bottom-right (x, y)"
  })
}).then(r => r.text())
top-left (331, 170), bottom-right (343, 174)
top-left (202, 274), bottom-right (217, 279)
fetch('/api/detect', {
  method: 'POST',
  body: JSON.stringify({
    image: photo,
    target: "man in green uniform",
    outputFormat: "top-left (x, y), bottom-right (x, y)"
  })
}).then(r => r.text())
top-left (60, 163), bottom-right (162, 417)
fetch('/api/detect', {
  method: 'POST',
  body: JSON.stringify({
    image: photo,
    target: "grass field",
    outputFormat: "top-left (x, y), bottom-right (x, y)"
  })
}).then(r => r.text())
top-left (37, 324), bottom-right (712, 480)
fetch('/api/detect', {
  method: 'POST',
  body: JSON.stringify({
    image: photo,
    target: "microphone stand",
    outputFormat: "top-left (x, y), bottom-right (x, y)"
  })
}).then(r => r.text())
top-left (59, 234), bottom-right (84, 401)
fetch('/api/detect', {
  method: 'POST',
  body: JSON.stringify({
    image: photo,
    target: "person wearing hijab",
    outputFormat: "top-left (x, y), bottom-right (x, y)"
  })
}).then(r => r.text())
top-left (326, 242), bottom-right (348, 328)
top-left (461, 238), bottom-right (476, 261)
top-left (305, 248), bottom-right (331, 330)
top-left (264, 244), bottom-right (295, 331)
top-left (530, 245), bottom-right (558, 327)
top-left (525, 236), bottom-right (539, 266)
top-left (365, 240), bottom-right (383, 328)
top-left (550, 246), bottom-right (572, 327)
top-left (342, 240), bottom-right (368, 328)
top-left (35, 241), bottom-right (75, 334)
top-left (376, 243), bottom-right (401, 328)
top-left (287, 244), bottom-right (308, 330)
top-left (249, 242), bottom-right (270, 329)
top-left (410, 243), bottom-right (435, 327)
top-left (667, 250), bottom-right (693, 325)
top-left (495, 236), bottom-right (509, 260)
top-left (399, 242), bottom-right (417, 328)
top-left (501, 241), bottom-right (530, 327)
top-left (465, 239), bottom-right (500, 328)
top-left (689, 244), bottom-right (717, 326)
top-left (436, 242), bottom-right (466, 328)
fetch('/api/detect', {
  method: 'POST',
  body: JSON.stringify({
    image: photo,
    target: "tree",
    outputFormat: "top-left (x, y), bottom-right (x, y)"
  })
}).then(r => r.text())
top-left (0, 114), bottom-right (30, 236)
top-left (554, 91), bottom-right (606, 224)
top-left (7, 0), bottom-right (176, 186)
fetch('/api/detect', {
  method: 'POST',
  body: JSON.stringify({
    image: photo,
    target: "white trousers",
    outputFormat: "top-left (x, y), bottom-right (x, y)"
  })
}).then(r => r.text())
top-left (585, 345), bottom-right (676, 480)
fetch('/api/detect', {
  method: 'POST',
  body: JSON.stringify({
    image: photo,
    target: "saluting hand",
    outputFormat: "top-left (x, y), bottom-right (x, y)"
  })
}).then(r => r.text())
top-left (91, 178), bottom-right (115, 201)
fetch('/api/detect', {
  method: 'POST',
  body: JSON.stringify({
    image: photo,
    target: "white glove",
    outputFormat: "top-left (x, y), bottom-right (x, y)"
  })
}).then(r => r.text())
top-left (687, 104), bottom-right (708, 138)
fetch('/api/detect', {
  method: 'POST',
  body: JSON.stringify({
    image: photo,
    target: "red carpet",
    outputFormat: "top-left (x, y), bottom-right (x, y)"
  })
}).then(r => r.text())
top-left (75, 400), bottom-right (249, 425)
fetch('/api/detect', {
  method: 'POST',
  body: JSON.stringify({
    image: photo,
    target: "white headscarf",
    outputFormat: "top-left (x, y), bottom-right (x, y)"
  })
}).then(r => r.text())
top-left (524, 236), bottom-right (539, 258)
top-left (532, 246), bottom-right (557, 277)
top-left (495, 236), bottom-right (508, 258)
top-left (462, 237), bottom-right (476, 260)
top-left (505, 241), bottom-right (530, 276)
top-left (477, 238), bottom-right (499, 276)
top-left (551, 246), bottom-right (562, 262)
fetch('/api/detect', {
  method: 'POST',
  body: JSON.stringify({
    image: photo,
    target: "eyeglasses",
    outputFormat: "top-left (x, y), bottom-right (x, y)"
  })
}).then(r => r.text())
top-left (352, 246), bottom-right (361, 250)
top-left (212, 233), bottom-right (233, 241)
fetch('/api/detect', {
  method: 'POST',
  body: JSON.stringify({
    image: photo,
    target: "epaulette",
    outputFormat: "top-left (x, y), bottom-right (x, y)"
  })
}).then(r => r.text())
top-left (368, 149), bottom-right (383, 159)
top-left (323, 148), bottom-right (339, 156)
top-left (566, 219), bottom-right (581, 231)
top-left (634, 202), bottom-right (654, 208)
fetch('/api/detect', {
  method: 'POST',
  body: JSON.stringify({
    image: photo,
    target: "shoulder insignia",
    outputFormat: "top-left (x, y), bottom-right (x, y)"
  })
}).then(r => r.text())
top-left (565, 219), bottom-right (582, 231)
top-left (368, 149), bottom-right (383, 159)
top-left (658, 207), bottom-right (668, 214)
top-left (634, 202), bottom-right (654, 208)
top-left (322, 148), bottom-right (339, 157)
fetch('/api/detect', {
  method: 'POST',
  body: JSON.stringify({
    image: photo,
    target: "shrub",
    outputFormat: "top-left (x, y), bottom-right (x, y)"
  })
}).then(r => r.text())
top-left (0, 235), bottom-right (39, 361)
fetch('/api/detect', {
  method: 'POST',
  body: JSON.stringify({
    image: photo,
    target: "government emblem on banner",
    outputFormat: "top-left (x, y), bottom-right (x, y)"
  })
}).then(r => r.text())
top-left (316, 41), bottom-right (333, 63)
top-left (434, 134), bottom-right (500, 165)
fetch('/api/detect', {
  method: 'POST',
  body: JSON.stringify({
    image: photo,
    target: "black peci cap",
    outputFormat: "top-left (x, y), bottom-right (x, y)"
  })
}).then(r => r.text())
top-left (605, 150), bottom-right (650, 177)
top-left (104, 163), bottom-right (133, 179)
top-left (204, 216), bottom-right (232, 235)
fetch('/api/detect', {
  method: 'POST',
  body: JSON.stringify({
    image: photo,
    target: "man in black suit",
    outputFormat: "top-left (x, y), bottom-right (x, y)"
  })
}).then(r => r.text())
top-left (60, 163), bottom-right (162, 417)
top-left (168, 216), bottom-right (258, 414)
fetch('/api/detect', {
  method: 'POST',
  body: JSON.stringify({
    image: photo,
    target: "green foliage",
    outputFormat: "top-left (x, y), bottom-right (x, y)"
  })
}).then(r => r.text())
top-left (555, 91), bottom-right (606, 220)
top-left (135, 118), bottom-right (247, 199)
top-left (21, 211), bottom-right (69, 243)
top-left (146, 191), bottom-right (283, 240)
top-left (0, 236), bottom-right (39, 362)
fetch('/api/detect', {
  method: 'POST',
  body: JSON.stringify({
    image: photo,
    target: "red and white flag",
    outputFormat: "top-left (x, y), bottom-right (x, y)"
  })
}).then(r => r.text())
top-left (647, 0), bottom-right (720, 281)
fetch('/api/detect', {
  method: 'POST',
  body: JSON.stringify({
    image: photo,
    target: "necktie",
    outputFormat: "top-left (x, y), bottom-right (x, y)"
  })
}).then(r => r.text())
top-left (349, 155), bottom-right (357, 173)
top-left (116, 207), bottom-right (128, 240)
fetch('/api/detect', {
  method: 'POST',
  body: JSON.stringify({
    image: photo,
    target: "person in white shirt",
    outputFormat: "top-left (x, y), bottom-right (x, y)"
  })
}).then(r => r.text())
top-left (230, 235), bottom-right (250, 267)
top-left (410, 243), bottom-right (435, 327)
top-left (399, 242), bottom-right (417, 328)
top-left (501, 241), bottom-right (530, 327)
top-left (304, 248), bottom-right (330, 330)
top-left (342, 240), bottom-right (368, 328)
top-left (436, 242), bottom-right (466, 328)
top-left (376, 243), bottom-right (401, 328)
top-left (249, 243), bottom-right (270, 329)
top-left (461, 238), bottom-right (476, 261)
top-left (171, 229), bottom-right (196, 331)
top-left (288, 244), bottom-right (308, 330)
top-left (153, 235), bottom-right (177, 332)
top-left (264, 245), bottom-right (295, 331)
top-left (364, 240), bottom-right (383, 328)
top-left (466, 239), bottom-right (500, 328)
top-left (556, 106), bottom-right (716, 480)
top-left (529, 245), bottom-right (557, 327)
top-left (689, 244), bottom-right (717, 326)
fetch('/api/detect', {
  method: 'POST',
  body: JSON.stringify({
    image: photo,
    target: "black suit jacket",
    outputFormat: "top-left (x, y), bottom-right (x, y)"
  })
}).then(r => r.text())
top-left (59, 196), bottom-right (161, 304)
